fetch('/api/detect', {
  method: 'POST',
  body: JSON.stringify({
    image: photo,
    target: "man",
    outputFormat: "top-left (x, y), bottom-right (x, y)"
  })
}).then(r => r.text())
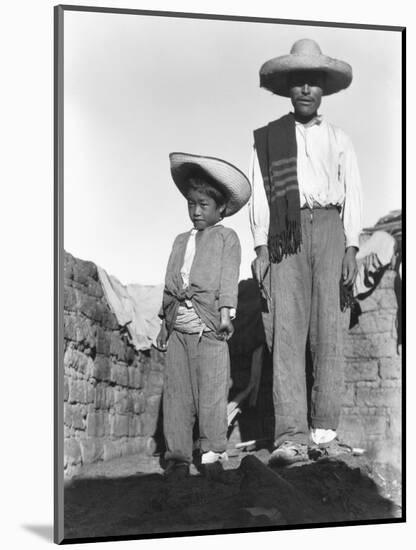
top-left (249, 38), bottom-right (363, 465)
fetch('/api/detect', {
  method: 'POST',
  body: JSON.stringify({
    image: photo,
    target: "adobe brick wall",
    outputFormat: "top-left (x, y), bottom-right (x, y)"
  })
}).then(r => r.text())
top-left (63, 252), bottom-right (165, 478)
top-left (338, 269), bottom-right (402, 466)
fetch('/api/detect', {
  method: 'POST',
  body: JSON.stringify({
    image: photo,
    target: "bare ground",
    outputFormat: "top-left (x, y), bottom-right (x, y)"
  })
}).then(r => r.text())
top-left (64, 449), bottom-right (402, 541)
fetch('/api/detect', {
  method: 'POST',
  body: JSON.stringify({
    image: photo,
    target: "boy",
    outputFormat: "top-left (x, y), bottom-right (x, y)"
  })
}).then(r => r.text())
top-left (249, 39), bottom-right (363, 465)
top-left (157, 152), bottom-right (251, 479)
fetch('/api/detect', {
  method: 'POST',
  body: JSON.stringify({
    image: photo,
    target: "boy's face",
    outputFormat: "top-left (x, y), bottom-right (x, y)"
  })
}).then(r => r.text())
top-left (187, 188), bottom-right (225, 230)
top-left (288, 70), bottom-right (324, 120)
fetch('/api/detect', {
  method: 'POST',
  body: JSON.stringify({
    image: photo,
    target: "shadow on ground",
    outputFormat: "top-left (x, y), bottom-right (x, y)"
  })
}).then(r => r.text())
top-left (63, 451), bottom-right (402, 541)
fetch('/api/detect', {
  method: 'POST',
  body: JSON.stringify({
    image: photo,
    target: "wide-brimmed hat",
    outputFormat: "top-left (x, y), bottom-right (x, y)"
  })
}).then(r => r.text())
top-left (169, 152), bottom-right (251, 217)
top-left (259, 38), bottom-right (352, 97)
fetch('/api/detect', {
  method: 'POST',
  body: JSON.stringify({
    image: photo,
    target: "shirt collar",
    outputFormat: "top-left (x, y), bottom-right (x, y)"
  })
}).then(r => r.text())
top-left (293, 113), bottom-right (324, 128)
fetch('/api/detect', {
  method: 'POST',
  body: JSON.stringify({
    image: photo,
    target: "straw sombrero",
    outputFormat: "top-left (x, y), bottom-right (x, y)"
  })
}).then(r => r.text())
top-left (169, 152), bottom-right (251, 217)
top-left (260, 38), bottom-right (352, 97)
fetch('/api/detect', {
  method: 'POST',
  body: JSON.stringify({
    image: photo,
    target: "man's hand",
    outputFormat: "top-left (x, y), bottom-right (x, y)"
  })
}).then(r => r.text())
top-left (217, 308), bottom-right (234, 341)
top-left (155, 321), bottom-right (169, 351)
top-left (342, 247), bottom-right (358, 287)
top-left (251, 245), bottom-right (270, 283)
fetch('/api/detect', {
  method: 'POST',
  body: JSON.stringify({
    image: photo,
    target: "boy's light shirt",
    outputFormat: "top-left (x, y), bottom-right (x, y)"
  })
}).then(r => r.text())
top-left (248, 115), bottom-right (363, 250)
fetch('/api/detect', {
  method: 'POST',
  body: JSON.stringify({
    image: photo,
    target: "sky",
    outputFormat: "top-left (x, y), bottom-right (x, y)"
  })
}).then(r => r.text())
top-left (64, 10), bottom-right (402, 285)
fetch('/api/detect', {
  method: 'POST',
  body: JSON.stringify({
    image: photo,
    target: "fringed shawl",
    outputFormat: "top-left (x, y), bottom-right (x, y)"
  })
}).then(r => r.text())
top-left (254, 113), bottom-right (302, 262)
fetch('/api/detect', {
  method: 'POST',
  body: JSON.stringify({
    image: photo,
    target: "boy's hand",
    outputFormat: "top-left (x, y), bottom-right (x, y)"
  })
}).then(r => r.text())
top-left (252, 245), bottom-right (270, 283)
top-left (155, 322), bottom-right (169, 352)
top-left (217, 308), bottom-right (234, 341)
top-left (342, 247), bottom-right (358, 287)
top-left (217, 319), bottom-right (234, 341)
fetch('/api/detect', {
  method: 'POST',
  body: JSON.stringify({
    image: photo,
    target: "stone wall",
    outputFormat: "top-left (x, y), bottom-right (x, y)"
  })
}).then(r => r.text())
top-left (338, 269), bottom-right (402, 466)
top-left (63, 252), bottom-right (164, 478)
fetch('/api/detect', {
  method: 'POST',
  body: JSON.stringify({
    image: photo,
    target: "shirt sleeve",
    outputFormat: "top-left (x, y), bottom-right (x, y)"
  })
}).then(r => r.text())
top-left (248, 146), bottom-right (270, 249)
top-left (158, 235), bottom-right (179, 319)
top-left (218, 230), bottom-right (241, 309)
top-left (342, 135), bottom-right (363, 250)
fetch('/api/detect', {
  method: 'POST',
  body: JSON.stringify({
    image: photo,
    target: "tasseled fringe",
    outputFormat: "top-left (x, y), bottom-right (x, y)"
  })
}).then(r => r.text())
top-left (268, 221), bottom-right (302, 263)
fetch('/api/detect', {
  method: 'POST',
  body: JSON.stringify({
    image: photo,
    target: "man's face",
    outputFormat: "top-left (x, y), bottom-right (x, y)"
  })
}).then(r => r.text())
top-left (288, 71), bottom-right (324, 120)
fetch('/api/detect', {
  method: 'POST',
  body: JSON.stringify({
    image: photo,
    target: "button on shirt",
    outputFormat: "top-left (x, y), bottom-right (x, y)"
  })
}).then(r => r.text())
top-left (249, 116), bottom-right (363, 250)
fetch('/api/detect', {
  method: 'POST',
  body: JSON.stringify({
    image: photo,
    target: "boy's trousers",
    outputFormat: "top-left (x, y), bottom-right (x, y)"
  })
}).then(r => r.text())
top-left (163, 330), bottom-right (230, 464)
top-left (262, 207), bottom-right (348, 448)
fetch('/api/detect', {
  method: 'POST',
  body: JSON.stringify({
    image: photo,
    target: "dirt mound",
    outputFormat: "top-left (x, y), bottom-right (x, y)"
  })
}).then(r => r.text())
top-left (64, 450), bottom-right (401, 541)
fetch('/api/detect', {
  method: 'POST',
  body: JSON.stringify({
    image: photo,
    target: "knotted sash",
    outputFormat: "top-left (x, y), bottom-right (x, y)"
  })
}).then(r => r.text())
top-left (254, 113), bottom-right (302, 262)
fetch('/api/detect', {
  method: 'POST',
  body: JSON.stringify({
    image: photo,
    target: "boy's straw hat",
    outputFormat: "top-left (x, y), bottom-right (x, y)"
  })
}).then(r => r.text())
top-left (259, 38), bottom-right (352, 97)
top-left (169, 152), bottom-right (251, 216)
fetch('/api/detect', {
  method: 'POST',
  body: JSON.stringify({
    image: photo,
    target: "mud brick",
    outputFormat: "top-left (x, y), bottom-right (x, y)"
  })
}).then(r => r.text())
top-left (103, 440), bottom-right (122, 462)
top-left (342, 382), bottom-right (356, 407)
top-left (123, 346), bottom-right (135, 365)
top-left (68, 379), bottom-right (88, 404)
top-left (96, 326), bottom-right (111, 355)
top-left (345, 361), bottom-right (378, 382)
top-left (64, 403), bottom-right (84, 430)
top-left (87, 279), bottom-right (104, 299)
top-left (79, 438), bottom-right (104, 465)
top-left (94, 384), bottom-right (107, 410)
top-left (145, 394), bottom-right (162, 416)
top-left (375, 288), bottom-right (399, 310)
top-left (128, 366), bottom-right (143, 389)
top-left (64, 286), bottom-right (78, 312)
top-left (86, 380), bottom-right (96, 403)
top-left (86, 411), bottom-right (106, 437)
top-left (125, 437), bottom-right (144, 455)
top-left (387, 409), bottom-right (402, 437)
top-left (147, 371), bottom-right (164, 394)
top-left (64, 348), bottom-right (88, 374)
top-left (78, 294), bottom-right (107, 323)
top-left (64, 376), bottom-right (69, 401)
top-left (357, 312), bottom-right (395, 334)
top-left (141, 412), bottom-right (159, 436)
top-left (363, 414), bottom-right (387, 435)
top-left (101, 305), bottom-right (119, 330)
top-left (380, 379), bottom-right (401, 389)
top-left (92, 355), bottom-right (111, 381)
top-left (133, 392), bottom-right (146, 414)
top-left (110, 332), bottom-right (127, 360)
top-left (344, 333), bottom-right (396, 359)
top-left (106, 387), bottom-right (115, 408)
top-left (128, 415), bottom-right (143, 437)
top-left (64, 252), bottom-right (76, 280)
top-left (377, 270), bottom-right (396, 289)
top-left (379, 357), bottom-right (402, 379)
top-left (73, 260), bottom-right (96, 285)
top-left (111, 414), bottom-right (129, 437)
top-left (111, 363), bottom-right (129, 386)
top-left (113, 388), bottom-right (129, 414)
top-left (150, 348), bottom-right (166, 368)
top-left (63, 315), bottom-right (77, 342)
top-left (144, 436), bottom-right (157, 456)
top-left (72, 405), bottom-right (85, 430)
top-left (64, 438), bottom-right (82, 466)
top-left (356, 386), bottom-right (401, 408)
top-left (64, 403), bottom-right (73, 427)
top-left (357, 294), bottom-right (379, 314)
top-left (355, 381), bottom-right (379, 388)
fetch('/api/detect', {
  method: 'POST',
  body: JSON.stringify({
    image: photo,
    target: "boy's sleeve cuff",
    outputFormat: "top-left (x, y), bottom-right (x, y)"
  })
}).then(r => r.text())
top-left (218, 295), bottom-right (237, 309)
